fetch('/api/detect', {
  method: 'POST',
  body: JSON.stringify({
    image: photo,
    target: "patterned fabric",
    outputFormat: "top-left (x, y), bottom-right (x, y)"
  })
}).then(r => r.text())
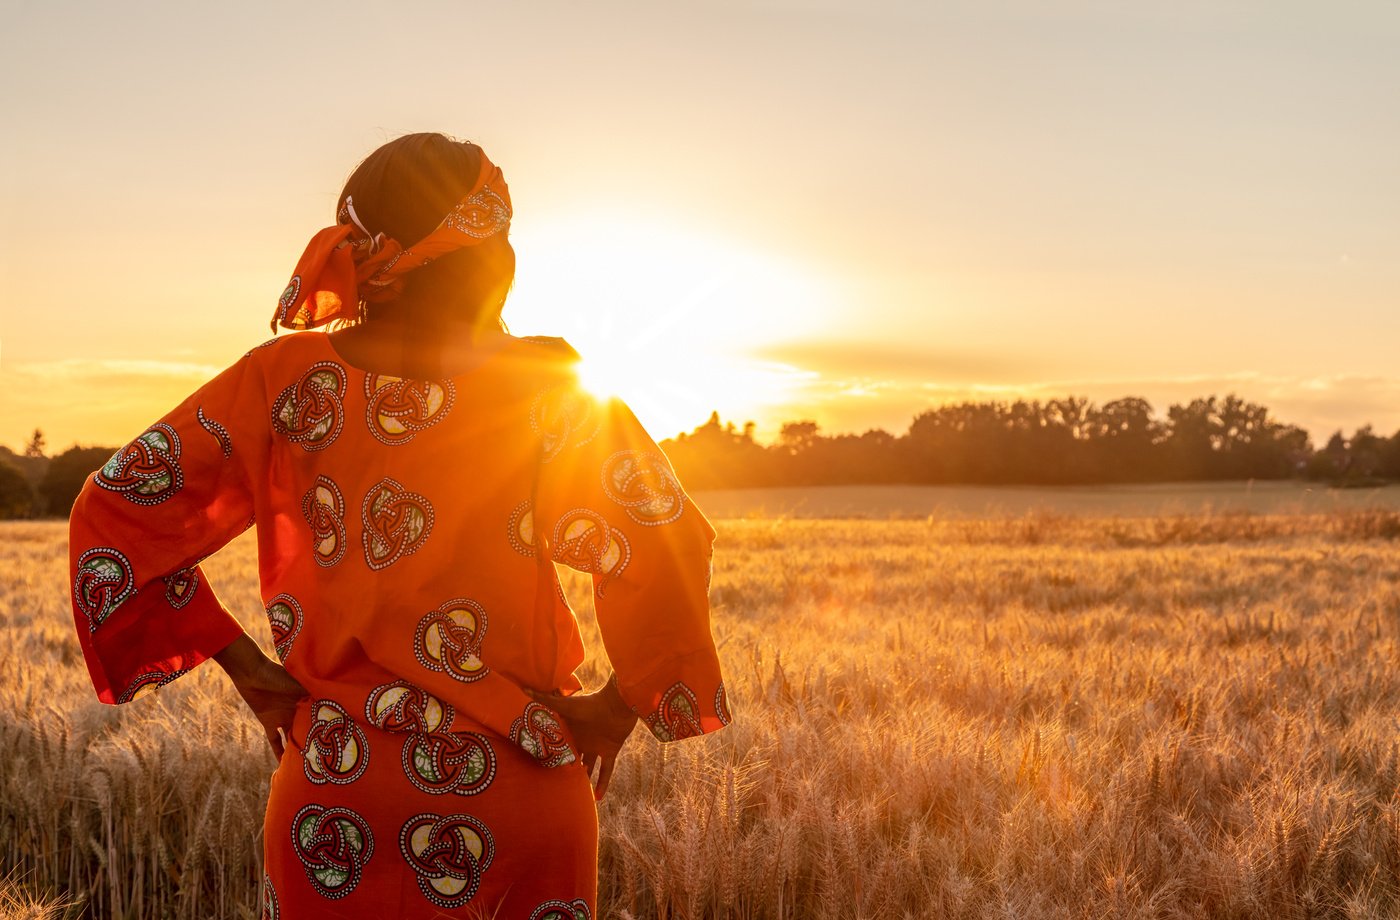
top-left (272, 148), bottom-right (513, 331)
top-left (67, 332), bottom-right (729, 918)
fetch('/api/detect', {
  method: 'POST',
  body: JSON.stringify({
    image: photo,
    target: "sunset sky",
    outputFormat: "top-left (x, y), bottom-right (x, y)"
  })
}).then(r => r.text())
top-left (2, 1), bottom-right (1397, 452)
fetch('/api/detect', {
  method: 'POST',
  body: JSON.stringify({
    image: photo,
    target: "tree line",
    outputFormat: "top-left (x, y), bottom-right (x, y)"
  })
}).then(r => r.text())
top-left (0, 429), bottom-right (114, 520)
top-left (2, 393), bottom-right (1397, 519)
top-left (659, 394), bottom-right (1395, 491)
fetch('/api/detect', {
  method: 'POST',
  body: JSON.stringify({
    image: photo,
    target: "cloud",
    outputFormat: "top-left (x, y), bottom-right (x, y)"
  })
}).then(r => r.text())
top-left (749, 340), bottom-right (1051, 384)
top-left (5, 358), bottom-right (224, 382)
top-left (0, 359), bottom-right (223, 451)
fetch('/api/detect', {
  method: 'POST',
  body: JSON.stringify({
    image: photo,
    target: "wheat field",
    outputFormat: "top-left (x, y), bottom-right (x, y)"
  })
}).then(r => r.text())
top-left (5, 510), bottom-right (1400, 919)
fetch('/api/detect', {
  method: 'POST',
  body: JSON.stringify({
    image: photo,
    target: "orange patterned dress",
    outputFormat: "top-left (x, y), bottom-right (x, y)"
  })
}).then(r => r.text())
top-left (68, 331), bottom-right (730, 919)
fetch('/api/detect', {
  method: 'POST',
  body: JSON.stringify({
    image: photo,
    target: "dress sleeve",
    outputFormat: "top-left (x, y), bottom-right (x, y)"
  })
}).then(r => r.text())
top-left (531, 373), bottom-right (732, 741)
top-left (68, 350), bottom-right (270, 704)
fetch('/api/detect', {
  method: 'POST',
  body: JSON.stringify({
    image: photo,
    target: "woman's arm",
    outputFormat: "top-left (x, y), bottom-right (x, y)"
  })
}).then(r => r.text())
top-left (214, 633), bottom-right (309, 760)
top-left (69, 349), bottom-right (276, 707)
top-left (528, 675), bottom-right (637, 799)
top-left (531, 368), bottom-right (731, 755)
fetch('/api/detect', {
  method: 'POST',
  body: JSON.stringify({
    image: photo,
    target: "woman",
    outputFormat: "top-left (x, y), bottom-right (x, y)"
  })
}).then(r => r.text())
top-left (68, 133), bottom-right (730, 919)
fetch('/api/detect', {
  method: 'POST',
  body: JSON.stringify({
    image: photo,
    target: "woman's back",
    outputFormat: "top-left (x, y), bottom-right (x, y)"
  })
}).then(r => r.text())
top-left (69, 130), bottom-right (730, 918)
top-left (256, 330), bottom-right (592, 723)
top-left (70, 328), bottom-right (729, 916)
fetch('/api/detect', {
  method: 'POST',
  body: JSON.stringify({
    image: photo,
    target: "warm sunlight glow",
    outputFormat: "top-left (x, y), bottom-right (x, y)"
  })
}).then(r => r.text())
top-left (574, 355), bottom-right (622, 400)
top-left (508, 212), bottom-right (834, 439)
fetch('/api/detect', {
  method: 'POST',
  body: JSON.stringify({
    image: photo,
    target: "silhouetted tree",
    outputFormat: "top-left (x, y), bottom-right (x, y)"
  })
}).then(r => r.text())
top-left (1163, 397), bottom-right (1223, 478)
top-left (1380, 430), bottom-right (1400, 480)
top-left (0, 445), bottom-right (50, 514)
top-left (1158, 394), bottom-right (1304, 480)
top-left (24, 428), bottom-right (46, 458)
top-left (662, 413), bottom-right (771, 490)
top-left (778, 421), bottom-right (820, 454)
top-left (660, 392), bottom-right (1329, 490)
top-left (0, 455), bottom-right (33, 519)
top-left (1307, 431), bottom-right (1349, 480)
top-left (40, 446), bottom-right (116, 516)
top-left (1344, 425), bottom-right (1386, 481)
top-left (1087, 397), bottom-right (1161, 481)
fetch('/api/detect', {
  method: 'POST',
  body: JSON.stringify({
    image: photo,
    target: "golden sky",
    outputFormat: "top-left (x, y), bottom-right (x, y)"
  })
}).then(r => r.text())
top-left (2, 1), bottom-right (1398, 451)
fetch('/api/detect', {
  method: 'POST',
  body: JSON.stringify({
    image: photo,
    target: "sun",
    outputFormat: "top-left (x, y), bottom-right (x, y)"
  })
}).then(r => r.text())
top-left (506, 211), bottom-right (832, 440)
top-left (575, 354), bottom-right (624, 400)
top-left (569, 335), bottom-right (812, 441)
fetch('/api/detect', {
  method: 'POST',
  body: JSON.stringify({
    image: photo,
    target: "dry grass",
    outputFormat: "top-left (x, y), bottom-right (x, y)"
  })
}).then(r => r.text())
top-left (0, 868), bottom-right (81, 920)
top-left (5, 510), bottom-right (1400, 918)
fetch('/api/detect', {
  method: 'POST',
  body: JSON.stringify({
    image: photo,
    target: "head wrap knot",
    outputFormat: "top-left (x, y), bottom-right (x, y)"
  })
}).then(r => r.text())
top-left (272, 150), bottom-right (511, 331)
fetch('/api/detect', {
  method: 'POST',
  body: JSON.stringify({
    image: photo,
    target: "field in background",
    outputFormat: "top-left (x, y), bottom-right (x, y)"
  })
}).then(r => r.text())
top-left (692, 480), bottom-right (1400, 520)
top-left (6, 507), bottom-right (1400, 918)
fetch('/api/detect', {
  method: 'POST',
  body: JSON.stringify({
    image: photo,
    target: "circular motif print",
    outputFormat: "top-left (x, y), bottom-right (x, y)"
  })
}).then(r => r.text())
top-left (531, 899), bottom-right (592, 920)
top-left (301, 475), bottom-right (348, 567)
top-left (400, 812), bottom-right (495, 909)
top-left (530, 386), bottom-right (601, 463)
top-left (272, 362), bottom-right (347, 451)
top-left (601, 450), bottom-right (685, 526)
top-left (403, 730), bottom-right (496, 797)
top-left (95, 423), bottom-right (183, 505)
top-left (551, 509), bottom-right (630, 596)
top-left (507, 499), bottom-right (536, 557)
top-left (364, 374), bottom-right (455, 445)
top-left (290, 804), bottom-right (374, 900)
top-left (260, 872), bottom-right (278, 920)
top-left (278, 275), bottom-right (301, 323)
top-left (162, 566), bottom-right (199, 610)
top-left (414, 598), bottom-right (489, 683)
top-left (361, 477), bottom-right (434, 570)
top-left (116, 669), bottom-right (185, 704)
top-left (73, 547), bottom-right (136, 632)
top-left (365, 680), bottom-right (453, 734)
top-left (644, 682), bottom-right (704, 742)
top-left (509, 701), bottom-right (575, 768)
top-left (303, 700), bottom-right (369, 786)
top-left (264, 594), bottom-right (303, 661)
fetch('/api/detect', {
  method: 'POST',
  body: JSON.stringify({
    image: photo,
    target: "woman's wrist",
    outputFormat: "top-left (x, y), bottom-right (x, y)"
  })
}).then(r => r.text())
top-left (213, 633), bottom-right (270, 685)
top-left (603, 675), bottom-right (639, 725)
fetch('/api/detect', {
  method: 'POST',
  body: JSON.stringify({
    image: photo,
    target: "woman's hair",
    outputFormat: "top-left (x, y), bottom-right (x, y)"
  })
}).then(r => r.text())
top-left (337, 133), bottom-right (515, 335)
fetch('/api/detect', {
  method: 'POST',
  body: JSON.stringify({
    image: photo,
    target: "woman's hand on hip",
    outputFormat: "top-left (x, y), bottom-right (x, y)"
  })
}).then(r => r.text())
top-left (529, 675), bottom-right (637, 800)
top-left (214, 633), bottom-right (309, 761)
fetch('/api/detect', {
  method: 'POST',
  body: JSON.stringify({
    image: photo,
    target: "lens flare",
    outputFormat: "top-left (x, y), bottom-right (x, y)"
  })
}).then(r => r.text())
top-left (508, 213), bottom-right (833, 439)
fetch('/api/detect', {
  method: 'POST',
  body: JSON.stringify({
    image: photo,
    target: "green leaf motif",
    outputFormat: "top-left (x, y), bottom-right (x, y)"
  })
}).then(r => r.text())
top-left (414, 745), bottom-right (440, 781)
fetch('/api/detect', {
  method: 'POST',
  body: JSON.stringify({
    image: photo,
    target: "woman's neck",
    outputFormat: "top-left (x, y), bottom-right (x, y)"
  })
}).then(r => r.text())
top-left (328, 318), bottom-right (509, 380)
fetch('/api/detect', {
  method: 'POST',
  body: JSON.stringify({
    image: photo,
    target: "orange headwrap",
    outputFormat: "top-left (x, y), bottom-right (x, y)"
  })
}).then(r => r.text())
top-left (272, 151), bottom-right (512, 331)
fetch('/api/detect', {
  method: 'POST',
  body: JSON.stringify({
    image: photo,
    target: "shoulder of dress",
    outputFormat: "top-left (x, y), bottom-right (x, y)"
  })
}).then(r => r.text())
top-left (516, 335), bottom-right (581, 363)
top-left (241, 331), bottom-right (310, 360)
top-left (240, 331), bottom-right (337, 376)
